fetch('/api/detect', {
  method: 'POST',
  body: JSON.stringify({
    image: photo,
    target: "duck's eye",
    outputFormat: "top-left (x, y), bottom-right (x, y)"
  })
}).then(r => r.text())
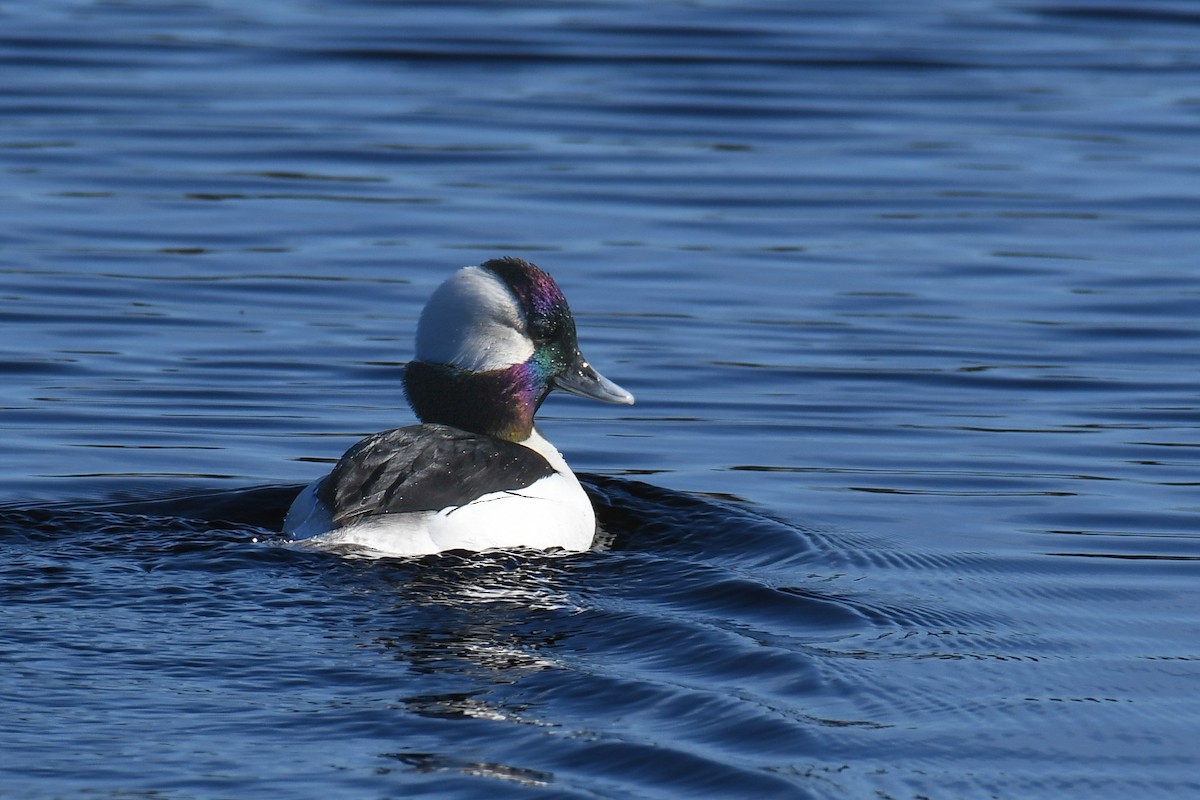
top-left (529, 314), bottom-right (561, 343)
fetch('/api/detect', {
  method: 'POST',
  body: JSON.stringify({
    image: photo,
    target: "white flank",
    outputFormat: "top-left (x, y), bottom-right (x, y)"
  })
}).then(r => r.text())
top-left (282, 427), bottom-right (595, 558)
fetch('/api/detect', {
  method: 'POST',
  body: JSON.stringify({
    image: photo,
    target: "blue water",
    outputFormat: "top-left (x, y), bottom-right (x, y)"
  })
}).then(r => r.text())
top-left (3, 1), bottom-right (1200, 797)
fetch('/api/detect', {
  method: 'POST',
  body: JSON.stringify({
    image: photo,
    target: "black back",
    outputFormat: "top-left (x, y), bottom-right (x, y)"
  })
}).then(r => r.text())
top-left (316, 424), bottom-right (556, 527)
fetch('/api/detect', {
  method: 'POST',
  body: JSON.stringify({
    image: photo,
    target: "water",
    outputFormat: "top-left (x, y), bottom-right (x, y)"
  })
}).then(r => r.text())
top-left (3, 0), bottom-right (1199, 797)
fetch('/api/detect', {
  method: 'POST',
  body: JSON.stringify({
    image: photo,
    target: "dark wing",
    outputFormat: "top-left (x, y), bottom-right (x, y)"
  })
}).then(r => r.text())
top-left (316, 424), bottom-right (556, 528)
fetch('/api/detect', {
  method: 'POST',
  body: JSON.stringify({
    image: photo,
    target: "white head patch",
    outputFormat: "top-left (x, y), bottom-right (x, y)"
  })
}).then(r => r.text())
top-left (415, 266), bottom-right (534, 371)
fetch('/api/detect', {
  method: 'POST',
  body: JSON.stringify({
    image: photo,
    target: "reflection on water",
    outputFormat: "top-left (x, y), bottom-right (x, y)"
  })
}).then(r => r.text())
top-left (372, 553), bottom-right (586, 685)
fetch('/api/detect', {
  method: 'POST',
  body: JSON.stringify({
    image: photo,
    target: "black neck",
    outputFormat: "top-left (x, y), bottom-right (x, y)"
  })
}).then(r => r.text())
top-left (403, 361), bottom-right (544, 442)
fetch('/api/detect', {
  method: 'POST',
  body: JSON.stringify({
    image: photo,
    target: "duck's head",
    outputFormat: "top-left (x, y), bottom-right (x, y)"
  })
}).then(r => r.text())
top-left (403, 257), bottom-right (634, 442)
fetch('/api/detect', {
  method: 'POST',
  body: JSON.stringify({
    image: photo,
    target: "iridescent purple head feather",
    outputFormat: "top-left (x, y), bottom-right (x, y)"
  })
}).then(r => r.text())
top-left (481, 257), bottom-right (576, 346)
top-left (404, 257), bottom-right (632, 442)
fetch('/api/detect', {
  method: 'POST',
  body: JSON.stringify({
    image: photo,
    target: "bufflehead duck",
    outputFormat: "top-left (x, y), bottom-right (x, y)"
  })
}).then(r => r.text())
top-left (283, 257), bottom-right (634, 556)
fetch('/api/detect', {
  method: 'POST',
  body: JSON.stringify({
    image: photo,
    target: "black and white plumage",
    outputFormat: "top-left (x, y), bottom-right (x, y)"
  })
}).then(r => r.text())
top-left (317, 425), bottom-right (557, 525)
top-left (283, 257), bottom-right (634, 556)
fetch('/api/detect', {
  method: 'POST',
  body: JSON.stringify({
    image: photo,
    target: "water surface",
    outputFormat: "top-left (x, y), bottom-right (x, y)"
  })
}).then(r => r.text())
top-left (2, 1), bottom-right (1199, 798)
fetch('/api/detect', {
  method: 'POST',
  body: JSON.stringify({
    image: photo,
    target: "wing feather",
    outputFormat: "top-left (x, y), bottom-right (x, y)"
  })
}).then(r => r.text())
top-left (317, 424), bottom-right (555, 527)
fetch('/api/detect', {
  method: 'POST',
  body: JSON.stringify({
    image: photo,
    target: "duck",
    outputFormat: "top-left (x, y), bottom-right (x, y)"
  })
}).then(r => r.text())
top-left (283, 256), bottom-right (634, 556)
